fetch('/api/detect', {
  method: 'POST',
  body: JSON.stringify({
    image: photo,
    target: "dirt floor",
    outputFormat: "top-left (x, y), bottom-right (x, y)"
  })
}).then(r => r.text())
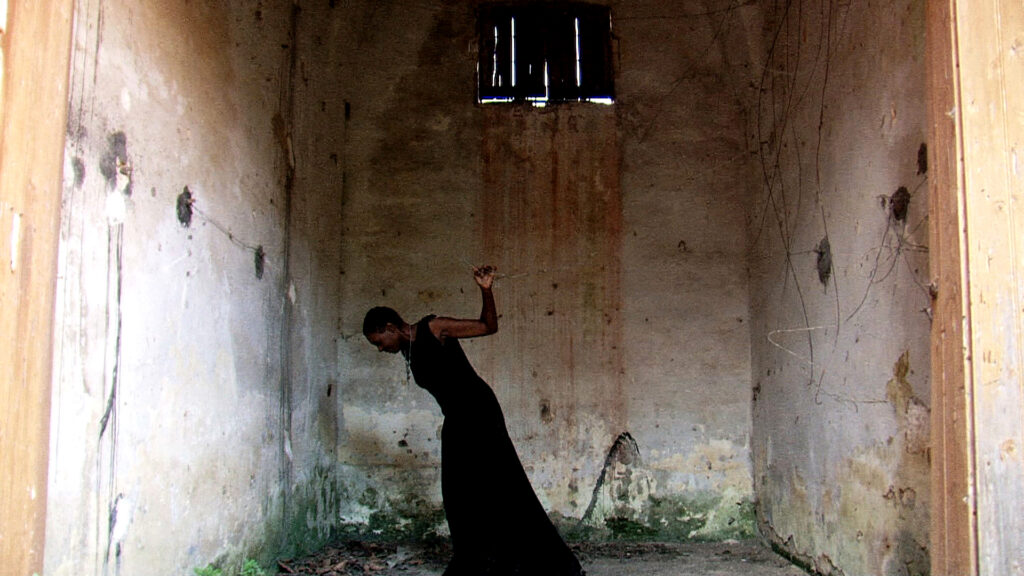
top-left (276, 540), bottom-right (808, 576)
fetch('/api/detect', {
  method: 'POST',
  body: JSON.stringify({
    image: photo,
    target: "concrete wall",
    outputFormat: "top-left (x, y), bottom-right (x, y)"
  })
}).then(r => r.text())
top-left (747, 1), bottom-right (931, 574)
top-left (46, 1), bottom-right (295, 574)
top-left (293, 0), bottom-right (761, 543)
top-left (617, 0), bottom-right (762, 539)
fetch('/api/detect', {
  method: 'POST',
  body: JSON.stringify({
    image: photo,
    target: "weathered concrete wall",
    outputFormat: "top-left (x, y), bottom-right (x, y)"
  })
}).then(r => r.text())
top-left (617, 0), bottom-right (762, 540)
top-left (747, 1), bottom-right (931, 574)
top-left (293, 0), bottom-right (761, 543)
top-left (46, 1), bottom-right (295, 574)
top-left (284, 1), bottom-right (475, 545)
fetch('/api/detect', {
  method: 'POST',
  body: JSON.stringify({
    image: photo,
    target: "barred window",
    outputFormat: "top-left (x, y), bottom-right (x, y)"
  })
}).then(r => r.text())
top-left (478, 3), bottom-right (614, 105)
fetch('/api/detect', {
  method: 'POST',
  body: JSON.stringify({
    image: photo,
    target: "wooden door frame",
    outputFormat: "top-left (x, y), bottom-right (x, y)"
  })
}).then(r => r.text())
top-left (928, 1), bottom-right (1024, 575)
top-left (0, 1), bottom-right (1018, 575)
top-left (926, 0), bottom-right (975, 572)
top-left (0, 1), bottom-right (74, 574)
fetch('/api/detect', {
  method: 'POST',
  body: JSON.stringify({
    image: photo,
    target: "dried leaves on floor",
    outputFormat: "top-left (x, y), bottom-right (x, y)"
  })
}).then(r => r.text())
top-left (276, 541), bottom-right (449, 576)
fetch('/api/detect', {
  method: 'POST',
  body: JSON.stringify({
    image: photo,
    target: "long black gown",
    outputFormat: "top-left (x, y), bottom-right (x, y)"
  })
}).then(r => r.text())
top-left (406, 316), bottom-right (584, 576)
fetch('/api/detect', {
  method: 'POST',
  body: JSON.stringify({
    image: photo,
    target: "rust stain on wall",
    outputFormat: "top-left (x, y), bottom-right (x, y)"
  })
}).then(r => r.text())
top-left (481, 106), bottom-right (624, 438)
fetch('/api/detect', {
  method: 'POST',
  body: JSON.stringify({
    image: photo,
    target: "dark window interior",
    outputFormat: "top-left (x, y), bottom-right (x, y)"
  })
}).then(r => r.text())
top-left (478, 3), bottom-right (614, 105)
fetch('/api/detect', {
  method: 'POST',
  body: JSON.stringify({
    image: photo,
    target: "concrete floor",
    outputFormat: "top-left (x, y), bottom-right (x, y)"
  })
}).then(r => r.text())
top-left (278, 540), bottom-right (807, 576)
top-left (575, 541), bottom-right (806, 576)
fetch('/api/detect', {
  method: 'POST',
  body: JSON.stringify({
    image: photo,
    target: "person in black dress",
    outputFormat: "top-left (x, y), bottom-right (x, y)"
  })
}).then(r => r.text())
top-left (363, 266), bottom-right (584, 576)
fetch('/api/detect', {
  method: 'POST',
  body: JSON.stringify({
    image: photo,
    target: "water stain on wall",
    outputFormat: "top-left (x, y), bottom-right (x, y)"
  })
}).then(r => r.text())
top-left (481, 105), bottom-right (625, 442)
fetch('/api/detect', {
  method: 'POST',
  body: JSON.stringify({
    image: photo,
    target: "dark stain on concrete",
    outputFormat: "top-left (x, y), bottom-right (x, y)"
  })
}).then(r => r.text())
top-left (71, 156), bottom-right (86, 188)
top-left (177, 187), bottom-right (194, 228)
top-left (539, 398), bottom-right (554, 423)
top-left (815, 237), bottom-right (832, 286)
top-left (254, 245), bottom-right (266, 279)
top-left (890, 186), bottom-right (910, 223)
top-left (316, 381), bottom-right (339, 455)
top-left (99, 131), bottom-right (129, 193)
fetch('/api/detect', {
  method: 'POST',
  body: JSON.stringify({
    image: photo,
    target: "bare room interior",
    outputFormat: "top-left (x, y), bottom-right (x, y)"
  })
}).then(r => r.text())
top-left (2, 1), bottom-right (1022, 576)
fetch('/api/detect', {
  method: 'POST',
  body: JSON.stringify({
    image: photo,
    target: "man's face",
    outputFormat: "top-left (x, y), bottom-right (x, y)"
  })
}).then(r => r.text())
top-left (367, 325), bottom-right (401, 353)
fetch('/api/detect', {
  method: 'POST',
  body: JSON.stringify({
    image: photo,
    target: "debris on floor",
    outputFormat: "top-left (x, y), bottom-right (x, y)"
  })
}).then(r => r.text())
top-left (275, 540), bottom-right (807, 576)
top-left (276, 540), bottom-right (449, 575)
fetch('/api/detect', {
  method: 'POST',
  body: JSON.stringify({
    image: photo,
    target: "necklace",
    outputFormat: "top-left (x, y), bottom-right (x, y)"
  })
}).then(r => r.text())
top-left (404, 324), bottom-right (415, 385)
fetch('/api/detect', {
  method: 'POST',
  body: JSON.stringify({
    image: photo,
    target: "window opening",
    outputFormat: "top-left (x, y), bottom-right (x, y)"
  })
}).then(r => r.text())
top-left (491, 25), bottom-right (500, 87)
top-left (574, 17), bottom-right (581, 88)
top-left (478, 3), bottom-right (614, 106)
top-left (511, 16), bottom-right (517, 87)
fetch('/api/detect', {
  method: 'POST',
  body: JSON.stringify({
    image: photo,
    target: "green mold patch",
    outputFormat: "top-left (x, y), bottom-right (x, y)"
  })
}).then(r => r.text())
top-left (281, 462), bottom-right (450, 557)
top-left (282, 462), bottom-right (753, 557)
top-left (336, 494), bottom-right (446, 542)
top-left (358, 486), bottom-right (379, 508)
top-left (645, 494), bottom-right (716, 540)
top-left (564, 493), bottom-right (755, 542)
top-left (604, 517), bottom-right (661, 540)
top-left (643, 493), bottom-right (755, 541)
top-left (280, 465), bottom-right (352, 557)
top-left (363, 500), bottom-right (447, 541)
top-left (325, 491), bottom-right (754, 547)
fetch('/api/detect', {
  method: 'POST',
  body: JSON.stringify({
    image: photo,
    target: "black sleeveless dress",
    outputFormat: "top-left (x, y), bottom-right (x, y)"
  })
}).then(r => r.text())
top-left (407, 316), bottom-right (584, 576)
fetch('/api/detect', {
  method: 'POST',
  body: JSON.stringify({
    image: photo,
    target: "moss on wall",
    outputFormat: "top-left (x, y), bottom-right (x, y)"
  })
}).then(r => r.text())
top-left (284, 461), bottom-right (754, 552)
top-left (282, 463), bottom-right (448, 556)
top-left (562, 493), bottom-right (755, 542)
